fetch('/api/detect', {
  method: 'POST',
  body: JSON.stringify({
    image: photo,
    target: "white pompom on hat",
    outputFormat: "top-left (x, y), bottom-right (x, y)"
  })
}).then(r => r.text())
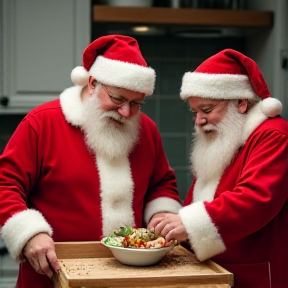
top-left (180, 49), bottom-right (282, 118)
top-left (71, 35), bottom-right (156, 96)
top-left (71, 66), bottom-right (90, 87)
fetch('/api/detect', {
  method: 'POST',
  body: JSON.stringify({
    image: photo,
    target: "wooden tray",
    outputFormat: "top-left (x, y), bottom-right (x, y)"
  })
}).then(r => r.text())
top-left (53, 242), bottom-right (233, 288)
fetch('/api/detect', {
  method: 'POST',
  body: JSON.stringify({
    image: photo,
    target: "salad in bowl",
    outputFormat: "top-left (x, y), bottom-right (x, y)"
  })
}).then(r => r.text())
top-left (101, 226), bottom-right (177, 266)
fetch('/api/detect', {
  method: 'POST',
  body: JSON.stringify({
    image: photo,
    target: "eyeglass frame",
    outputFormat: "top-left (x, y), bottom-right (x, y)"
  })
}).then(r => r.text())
top-left (189, 100), bottom-right (228, 116)
top-left (101, 84), bottom-right (145, 110)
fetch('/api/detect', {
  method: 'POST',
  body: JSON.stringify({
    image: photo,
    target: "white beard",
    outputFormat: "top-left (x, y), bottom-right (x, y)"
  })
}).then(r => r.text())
top-left (191, 101), bottom-right (247, 182)
top-left (81, 84), bottom-right (140, 160)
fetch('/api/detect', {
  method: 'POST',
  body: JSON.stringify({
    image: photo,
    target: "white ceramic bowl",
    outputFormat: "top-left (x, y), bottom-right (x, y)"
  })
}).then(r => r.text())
top-left (101, 238), bottom-right (175, 266)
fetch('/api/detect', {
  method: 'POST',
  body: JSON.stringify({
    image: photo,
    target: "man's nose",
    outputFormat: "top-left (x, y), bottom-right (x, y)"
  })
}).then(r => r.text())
top-left (117, 102), bottom-right (131, 117)
top-left (194, 112), bottom-right (207, 126)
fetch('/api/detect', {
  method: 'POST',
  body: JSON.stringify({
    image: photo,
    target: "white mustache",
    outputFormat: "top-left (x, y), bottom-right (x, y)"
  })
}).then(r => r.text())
top-left (195, 124), bottom-right (217, 133)
top-left (100, 111), bottom-right (126, 124)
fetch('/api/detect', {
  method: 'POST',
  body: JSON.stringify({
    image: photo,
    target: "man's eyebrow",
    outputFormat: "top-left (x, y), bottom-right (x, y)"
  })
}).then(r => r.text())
top-left (110, 92), bottom-right (145, 103)
top-left (198, 103), bottom-right (214, 109)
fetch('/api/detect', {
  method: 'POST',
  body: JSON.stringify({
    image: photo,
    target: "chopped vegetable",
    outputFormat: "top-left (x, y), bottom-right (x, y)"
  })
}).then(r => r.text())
top-left (113, 226), bottom-right (134, 237)
top-left (103, 226), bottom-right (176, 249)
top-left (103, 236), bottom-right (124, 247)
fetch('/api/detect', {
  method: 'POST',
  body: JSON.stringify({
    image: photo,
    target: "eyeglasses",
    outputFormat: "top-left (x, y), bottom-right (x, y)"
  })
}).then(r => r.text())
top-left (102, 84), bottom-right (144, 110)
top-left (189, 101), bottom-right (226, 116)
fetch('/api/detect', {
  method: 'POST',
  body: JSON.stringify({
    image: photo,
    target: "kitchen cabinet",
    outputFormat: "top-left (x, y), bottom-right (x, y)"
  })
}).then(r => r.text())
top-left (92, 5), bottom-right (273, 27)
top-left (0, 0), bottom-right (90, 114)
top-left (92, 5), bottom-right (273, 37)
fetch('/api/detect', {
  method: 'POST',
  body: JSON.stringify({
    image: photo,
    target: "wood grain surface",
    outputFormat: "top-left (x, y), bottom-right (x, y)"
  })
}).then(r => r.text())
top-left (54, 242), bottom-right (233, 288)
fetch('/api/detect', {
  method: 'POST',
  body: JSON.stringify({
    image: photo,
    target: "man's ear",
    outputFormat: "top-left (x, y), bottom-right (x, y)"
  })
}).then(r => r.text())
top-left (88, 76), bottom-right (97, 95)
top-left (237, 99), bottom-right (248, 114)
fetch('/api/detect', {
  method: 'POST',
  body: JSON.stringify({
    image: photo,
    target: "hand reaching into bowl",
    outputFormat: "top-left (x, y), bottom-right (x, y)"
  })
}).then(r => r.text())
top-left (147, 213), bottom-right (189, 244)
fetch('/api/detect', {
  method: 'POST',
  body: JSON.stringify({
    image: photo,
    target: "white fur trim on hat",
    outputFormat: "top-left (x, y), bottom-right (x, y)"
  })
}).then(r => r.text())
top-left (71, 66), bottom-right (90, 86)
top-left (90, 56), bottom-right (155, 96)
top-left (261, 97), bottom-right (282, 118)
top-left (180, 72), bottom-right (260, 101)
top-left (1, 209), bottom-right (53, 261)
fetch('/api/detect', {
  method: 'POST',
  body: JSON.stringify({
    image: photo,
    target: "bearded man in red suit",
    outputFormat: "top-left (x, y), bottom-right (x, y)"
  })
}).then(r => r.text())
top-left (148, 49), bottom-right (288, 288)
top-left (0, 35), bottom-right (182, 288)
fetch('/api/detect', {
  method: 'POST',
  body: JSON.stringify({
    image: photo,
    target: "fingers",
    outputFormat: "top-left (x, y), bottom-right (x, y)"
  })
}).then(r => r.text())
top-left (37, 249), bottom-right (61, 278)
top-left (46, 249), bottom-right (61, 274)
top-left (165, 226), bottom-right (188, 243)
top-left (149, 214), bottom-right (189, 244)
top-left (147, 216), bottom-right (164, 230)
top-left (26, 248), bottom-right (60, 278)
top-left (26, 247), bottom-right (52, 276)
top-left (148, 216), bottom-right (172, 238)
top-left (38, 250), bottom-right (54, 278)
top-left (23, 233), bottom-right (60, 278)
top-left (152, 214), bottom-right (178, 236)
top-left (154, 219), bottom-right (174, 238)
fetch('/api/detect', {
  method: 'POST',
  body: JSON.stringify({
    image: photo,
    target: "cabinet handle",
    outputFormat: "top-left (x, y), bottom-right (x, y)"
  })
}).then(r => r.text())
top-left (0, 96), bottom-right (9, 107)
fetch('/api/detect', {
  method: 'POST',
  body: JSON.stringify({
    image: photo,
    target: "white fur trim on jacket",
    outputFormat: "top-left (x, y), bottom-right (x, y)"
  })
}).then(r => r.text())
top-left (180, 72), bottom-right (261, 101)
top-left (193, 178), bottom-right (221, 203)
top-left (179, 202), bottom-right (226, 261)
top-left (241, 101), bottom-right (268, 143)
top-left (1, 209), bottom-right (53, 261)
top-left (59, 85), bottom-right (85, 127)
top-left (97, 154), bottom-right (135, 237)
top-left (90, 56), bottom-right (156, 96)
top-left (144, 197), bottom-right (182, 225)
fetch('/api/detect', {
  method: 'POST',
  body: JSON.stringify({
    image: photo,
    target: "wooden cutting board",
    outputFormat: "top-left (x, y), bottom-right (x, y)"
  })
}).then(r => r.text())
top-left (54, 241), bottom-right (233, 288)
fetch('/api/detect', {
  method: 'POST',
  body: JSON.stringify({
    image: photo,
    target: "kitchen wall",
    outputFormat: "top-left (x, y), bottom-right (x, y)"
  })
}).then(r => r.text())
top-left (246, 0), bottom-right (288, 120)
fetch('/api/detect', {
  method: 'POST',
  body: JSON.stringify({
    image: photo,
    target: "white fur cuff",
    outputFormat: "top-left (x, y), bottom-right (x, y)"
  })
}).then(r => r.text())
top-left (1, 209), bottom-right (53, 260)
top-left (179, 202), bottom-right (226, 261)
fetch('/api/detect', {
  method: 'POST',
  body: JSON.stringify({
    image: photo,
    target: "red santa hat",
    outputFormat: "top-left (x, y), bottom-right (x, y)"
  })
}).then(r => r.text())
top-left (180, 49), bottom-right (282, 118)
top-left (71, 35), bottom-right (155, 96)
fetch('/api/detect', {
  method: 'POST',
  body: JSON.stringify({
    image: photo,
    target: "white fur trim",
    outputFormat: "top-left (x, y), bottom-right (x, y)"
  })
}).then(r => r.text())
top-left (144, 197), bottom-right (182, 225)
top-left (97, 154), bottom-right (135, 236)
top-left (71, 66), bottom-right (90, 86)
top-left (193, 178), bottom-right (220, 203)
top-left (179, 202), bottom-right (226, 261)
top-left (180, 72), bottom-right (260, 101)
top-left (90, 56), bottom-right (155, 96)
top-left (261, 97), bottom-right (282, 118)
top-left (1, 210), bottom-right (53, 260)
top-left (59, 85), bottom-right (85, 127)
top-left (241, 101), bottom-right (268, 143)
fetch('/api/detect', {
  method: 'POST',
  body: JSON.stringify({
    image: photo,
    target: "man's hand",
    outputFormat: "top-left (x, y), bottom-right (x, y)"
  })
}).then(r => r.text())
top-left (148, 213), bottom-right (189, 243)
top-left (23, 232), bottom-right (61, 278)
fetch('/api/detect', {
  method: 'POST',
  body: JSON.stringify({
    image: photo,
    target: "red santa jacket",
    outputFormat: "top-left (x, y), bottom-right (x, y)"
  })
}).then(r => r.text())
top-left (0, 86), bottom-right (182, 288)
top-left (180, 116), bottom-right (288, 288)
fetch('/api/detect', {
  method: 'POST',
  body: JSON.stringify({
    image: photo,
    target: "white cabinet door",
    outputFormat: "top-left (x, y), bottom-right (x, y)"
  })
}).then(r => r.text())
top-left (0, 0), bottom-right (90, 114)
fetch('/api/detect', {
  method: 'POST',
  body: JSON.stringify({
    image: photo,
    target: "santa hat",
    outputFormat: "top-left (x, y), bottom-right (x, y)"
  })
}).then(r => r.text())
top-left (180, 49), bottom-right (282, 118)
top-left (71, 35), bottom-right (155, 96)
